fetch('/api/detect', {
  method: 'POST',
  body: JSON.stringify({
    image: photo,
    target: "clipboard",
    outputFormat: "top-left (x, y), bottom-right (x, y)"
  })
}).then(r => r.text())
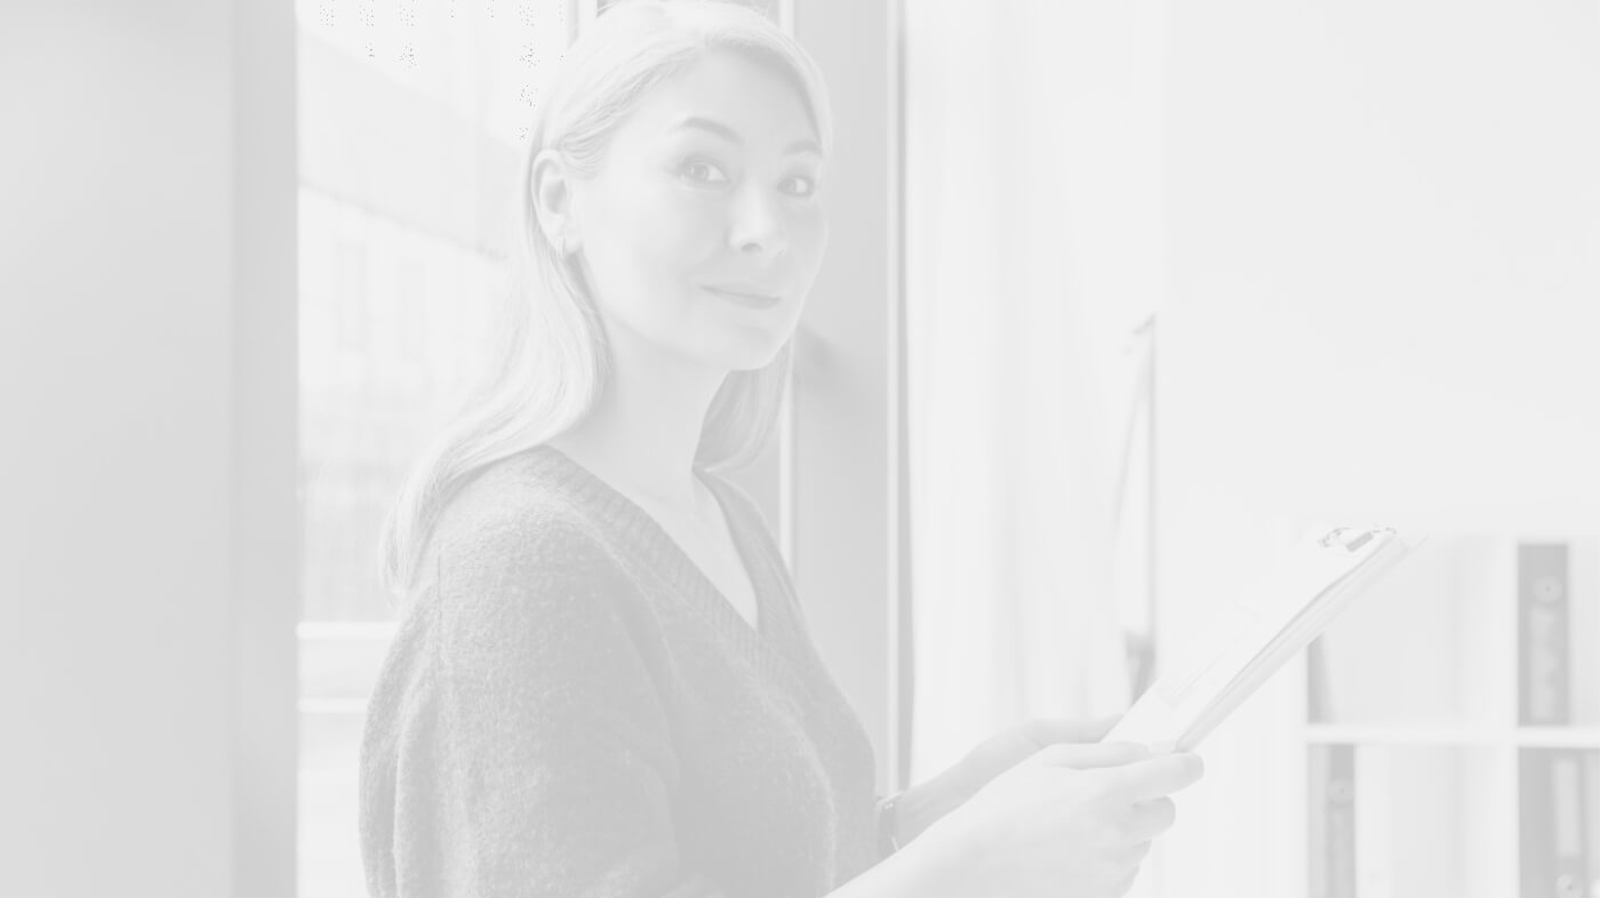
top-left (1104, 523), bottom-right (1425, 752)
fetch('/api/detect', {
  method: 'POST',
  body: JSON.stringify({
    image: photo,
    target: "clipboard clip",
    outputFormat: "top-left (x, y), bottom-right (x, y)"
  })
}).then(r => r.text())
top-left (1318, 526), bottom-right (1394, 553)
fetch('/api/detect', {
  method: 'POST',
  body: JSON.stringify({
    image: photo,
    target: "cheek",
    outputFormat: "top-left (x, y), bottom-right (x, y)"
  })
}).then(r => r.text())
top-left (586, 185), bottom-right (720, 306)
top-left (791, 208), bottom-right (829, 281)
top-left (619, 190), bottom-right (724, 278)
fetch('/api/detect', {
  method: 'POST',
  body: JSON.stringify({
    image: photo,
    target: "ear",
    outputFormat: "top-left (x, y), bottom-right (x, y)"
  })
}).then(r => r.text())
top-left (530, 148), bottom-right (581, 255)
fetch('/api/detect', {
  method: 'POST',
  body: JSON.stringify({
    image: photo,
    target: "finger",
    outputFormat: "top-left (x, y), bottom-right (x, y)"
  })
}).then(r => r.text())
top-left (1098, 839), bottom-right (1152, 890)
top-left (1023, 714), bottom-right (1121, 745)
top-left (1125, 839), bottom-right (1153, 865)
top-left (1112, 865), bottom-right (1144, 897)
top-left (1036, 740), bottom-right (1151, 769)
top-left (1100, 751), bottom-right (1205, 801)
top-left (1126, 797), bottom-right (1177, 841)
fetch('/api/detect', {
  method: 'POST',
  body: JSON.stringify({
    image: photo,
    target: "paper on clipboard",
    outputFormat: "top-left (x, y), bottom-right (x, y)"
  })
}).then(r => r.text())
top-left (1105, 524), bottom-right (1425, 752)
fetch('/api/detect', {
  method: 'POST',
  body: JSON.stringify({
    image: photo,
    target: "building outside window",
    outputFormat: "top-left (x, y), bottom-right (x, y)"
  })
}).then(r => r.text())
top-left (295, 1), bottom-right (569, 893)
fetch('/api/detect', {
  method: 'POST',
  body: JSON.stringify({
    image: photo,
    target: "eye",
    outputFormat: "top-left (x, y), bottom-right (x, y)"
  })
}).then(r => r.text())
top-left (782, 174), bottom-right (818, 198)
top-left (679, 158), bottom-right (729, 186)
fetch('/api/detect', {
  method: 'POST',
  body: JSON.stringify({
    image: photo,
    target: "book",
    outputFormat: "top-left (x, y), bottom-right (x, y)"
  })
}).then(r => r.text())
top-left (1586, 752), bottom-right (1600, 898)
top-left (1309, 743), bottom-right (1358, 898)
top-left (1354, 748), bottom-right (1395, 898)
top-left (1106, 524), bottom-right (1422, 750)
top-left (1519, 544), bottom-right (1570, 726)
top-left (1521, 750), bottom-right (1551, 898)
top-left (1522, 748), bottom-right (1591, 898)
top-left (1570, 542), bottom-right (1600, 728)
top-left (1551, 751), bottom-right (1588, 898)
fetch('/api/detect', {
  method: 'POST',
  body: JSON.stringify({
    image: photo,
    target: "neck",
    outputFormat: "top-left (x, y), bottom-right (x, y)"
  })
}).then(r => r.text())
top-left (548, 323), bottom-right (728, 514)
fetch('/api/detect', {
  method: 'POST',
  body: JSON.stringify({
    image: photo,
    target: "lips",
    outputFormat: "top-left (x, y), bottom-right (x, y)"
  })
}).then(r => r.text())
top-left (703, 284), bottom-right (782, 309)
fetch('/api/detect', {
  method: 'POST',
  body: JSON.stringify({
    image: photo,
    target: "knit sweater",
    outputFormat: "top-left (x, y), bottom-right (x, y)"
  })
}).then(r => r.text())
top-left (359, 445), bottom-right (887, 898)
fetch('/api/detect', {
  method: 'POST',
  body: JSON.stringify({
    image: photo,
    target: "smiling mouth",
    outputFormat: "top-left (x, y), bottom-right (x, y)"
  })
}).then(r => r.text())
top-left (704, 285), bottom-right (782, 309)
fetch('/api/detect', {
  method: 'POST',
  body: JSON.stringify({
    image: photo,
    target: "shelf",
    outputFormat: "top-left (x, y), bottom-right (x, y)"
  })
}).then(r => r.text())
top-left (1302, 533), bottom-right (1600, 898)
top-left (1512, 726), bottom-right (1600, 749)
top-left (1305, 724), bottom-right (1600, 749)
top-left (1304, 724), bottom-right (1507, 747)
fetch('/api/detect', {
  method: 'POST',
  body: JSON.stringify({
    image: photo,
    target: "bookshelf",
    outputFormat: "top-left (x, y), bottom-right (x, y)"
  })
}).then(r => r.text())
top-left (1303, 533), bottom-right (1600, 898)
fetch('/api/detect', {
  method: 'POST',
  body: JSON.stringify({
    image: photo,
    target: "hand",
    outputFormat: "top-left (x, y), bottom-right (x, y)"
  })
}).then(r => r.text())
top-left (953, 714), bottom-right (1121, 796)
top-left (893, 715), bottom-right (1121, 845)
top-left (908, 741), bottom-right (1204, 898)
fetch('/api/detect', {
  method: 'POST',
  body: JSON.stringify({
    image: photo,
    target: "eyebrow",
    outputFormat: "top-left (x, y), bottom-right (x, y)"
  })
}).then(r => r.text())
top-left (668, 115), bottom-right (823, 158)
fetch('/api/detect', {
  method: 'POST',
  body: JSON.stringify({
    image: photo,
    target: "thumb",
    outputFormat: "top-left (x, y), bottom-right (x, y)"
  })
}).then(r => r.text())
top-left (1035, 740), bottom-right (1151, 770)
top-left (1023, 714), bottom-right (1122, 745)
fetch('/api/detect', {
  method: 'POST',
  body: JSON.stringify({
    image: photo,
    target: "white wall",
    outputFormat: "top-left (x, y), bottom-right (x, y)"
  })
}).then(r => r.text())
top-left (0, 3), bottom-right (297, 896)
top-left (1156, 1), bottom-right (1598, 895)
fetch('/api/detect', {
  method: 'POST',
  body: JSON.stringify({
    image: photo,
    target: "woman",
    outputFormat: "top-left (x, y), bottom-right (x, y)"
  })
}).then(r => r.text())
top-left (359, 2), bottom-right (1202, 896)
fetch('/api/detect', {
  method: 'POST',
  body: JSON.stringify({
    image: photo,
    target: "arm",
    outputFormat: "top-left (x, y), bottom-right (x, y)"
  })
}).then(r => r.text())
top-left (396, 511), bottom-right (968, 898)
top-left (819, 837), bottom-right (969, 898)
top-left (876, 715), bottom-right (1124, 854)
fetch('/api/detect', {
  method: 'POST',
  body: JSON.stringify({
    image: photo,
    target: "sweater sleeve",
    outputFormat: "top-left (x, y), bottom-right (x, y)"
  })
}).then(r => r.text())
top-left (386, 508), bottom-right (733, 898)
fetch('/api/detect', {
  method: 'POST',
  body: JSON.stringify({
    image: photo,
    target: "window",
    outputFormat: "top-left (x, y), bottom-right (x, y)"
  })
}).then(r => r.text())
top-left (295, 1), bottom-right (570, 893)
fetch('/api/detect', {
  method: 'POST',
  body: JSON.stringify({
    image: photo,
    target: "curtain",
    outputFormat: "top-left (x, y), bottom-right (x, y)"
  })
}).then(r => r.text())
top-left (903, 0), bottom-right (1165, 787)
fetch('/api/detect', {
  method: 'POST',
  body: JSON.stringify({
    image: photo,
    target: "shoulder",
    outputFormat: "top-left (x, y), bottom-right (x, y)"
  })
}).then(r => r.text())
top-left (413, 455), bottom-right (652, 666)
top-left (431, 451), bottom-right (608, 563)
top-left (418, 452), bottom-right (625, 611)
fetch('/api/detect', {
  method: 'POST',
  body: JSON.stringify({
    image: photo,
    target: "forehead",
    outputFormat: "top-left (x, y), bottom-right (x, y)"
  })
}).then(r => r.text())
top-left (612, 51), bottom-right (819, 154)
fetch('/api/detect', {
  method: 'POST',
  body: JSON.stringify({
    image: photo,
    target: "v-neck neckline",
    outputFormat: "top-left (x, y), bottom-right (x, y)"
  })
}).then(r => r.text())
top-left (528, 443), bottom-right (780, 651)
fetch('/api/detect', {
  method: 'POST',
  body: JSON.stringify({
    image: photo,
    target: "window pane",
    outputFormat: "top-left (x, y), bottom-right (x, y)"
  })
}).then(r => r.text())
top-left (295, 2), bottom-right (573, 894)
top-left (298, 711), bottom-right (367, 898)
top-left (298, 186), bottom-right (499, 622)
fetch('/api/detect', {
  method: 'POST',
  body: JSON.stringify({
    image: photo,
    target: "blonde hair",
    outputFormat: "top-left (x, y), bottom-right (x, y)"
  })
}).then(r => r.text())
top-left (378, 0), bottom-right (834, 601)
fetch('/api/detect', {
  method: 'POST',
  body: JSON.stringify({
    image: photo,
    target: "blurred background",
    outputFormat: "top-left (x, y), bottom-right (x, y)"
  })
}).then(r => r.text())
top-left (1, 1), bottom-right (1596, 896)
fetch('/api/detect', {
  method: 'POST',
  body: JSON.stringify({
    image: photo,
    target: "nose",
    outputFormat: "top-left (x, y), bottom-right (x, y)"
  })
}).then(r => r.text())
top-left (727, 183), bottom-right (788, 259)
